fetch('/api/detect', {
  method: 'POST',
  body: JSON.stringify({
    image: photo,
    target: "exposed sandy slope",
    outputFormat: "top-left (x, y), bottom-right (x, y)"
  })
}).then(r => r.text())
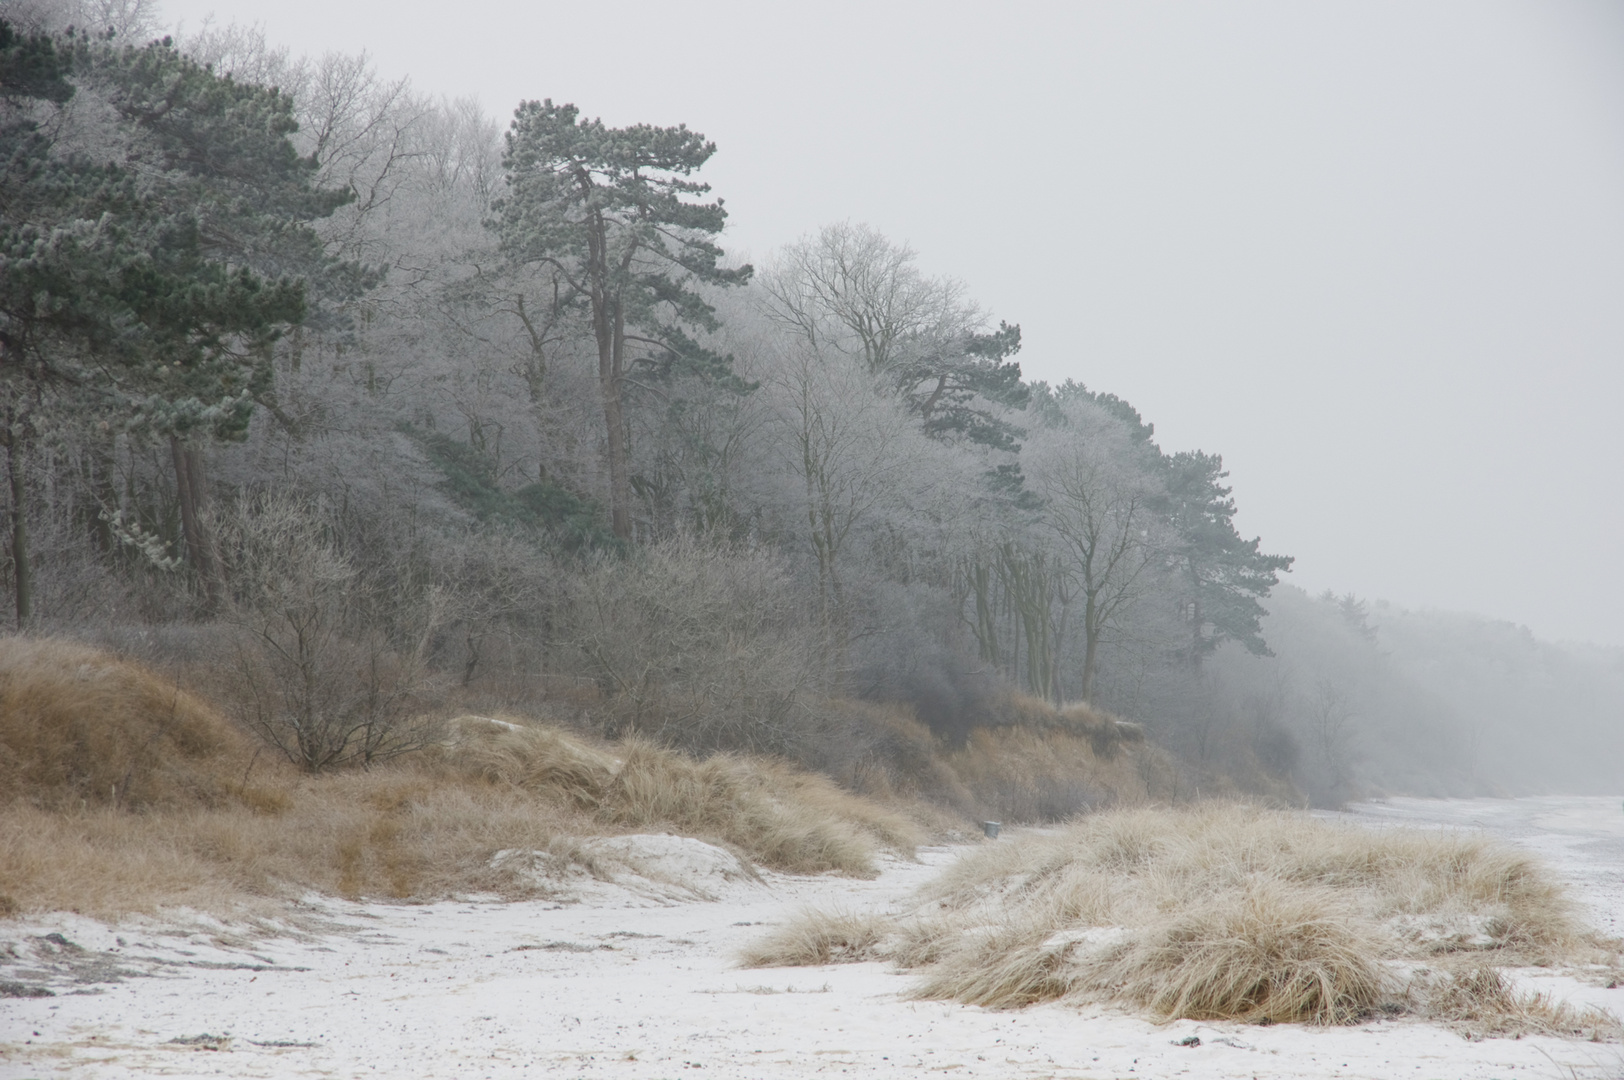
top-left (3, 796), bottom-right (1622, 1079)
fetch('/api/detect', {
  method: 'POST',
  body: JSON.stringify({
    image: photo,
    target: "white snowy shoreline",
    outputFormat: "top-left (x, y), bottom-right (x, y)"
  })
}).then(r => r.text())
top-left (4, 796), bottom-right (1623, 1079)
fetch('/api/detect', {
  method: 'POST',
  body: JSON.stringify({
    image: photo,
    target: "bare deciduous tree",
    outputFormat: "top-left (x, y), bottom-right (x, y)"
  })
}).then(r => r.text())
top-left (5, 0), bottom-right (160, 36)
top-left (559, 532), bottom-right (829, 755)
top-left (1031, 406), bottom-right (1167, 702)
top-left (216, 494), bottom-right (445, 771)
top-left (767, 345), bottom-right (933, 617)
top-left (760, 222), bottom-right (974, 376)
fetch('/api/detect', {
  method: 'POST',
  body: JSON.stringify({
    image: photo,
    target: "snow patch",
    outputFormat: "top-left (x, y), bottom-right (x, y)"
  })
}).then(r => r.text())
top-left (1043, 925), bottom-right (1132, 952)
top-left (451, 714), bottom-right (526, 732)
top-left (1390, 911), bottom-right (1502, 952)
top-left (492, 834), bottom-right (761, 907)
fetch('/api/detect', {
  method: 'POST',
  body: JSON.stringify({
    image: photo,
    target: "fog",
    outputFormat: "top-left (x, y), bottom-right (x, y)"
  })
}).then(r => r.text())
top-left (150, 0), bottom-right (1624, 648)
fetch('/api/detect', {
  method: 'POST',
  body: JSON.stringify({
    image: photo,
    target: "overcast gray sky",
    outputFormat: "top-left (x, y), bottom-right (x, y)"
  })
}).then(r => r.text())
top-left (158, 0), bottom-right (1624, 646)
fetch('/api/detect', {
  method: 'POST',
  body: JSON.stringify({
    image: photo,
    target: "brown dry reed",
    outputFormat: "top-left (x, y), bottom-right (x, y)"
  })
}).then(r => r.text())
top-left (745, 802), bottom-right (1615, 1032)
top-left (0, 640), bottom-right (924, 919)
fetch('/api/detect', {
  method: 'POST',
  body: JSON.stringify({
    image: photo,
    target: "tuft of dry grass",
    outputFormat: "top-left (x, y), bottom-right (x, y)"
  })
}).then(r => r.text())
top-left (912, 803), bottom-right (1589, 967)
top-left (1090, 878), bottom-right (1387, 1023)
top-left (1416, 966), bottom-right (1623, 1040)
top-left (745, 803), bottom-right (1617, 1032)
top-left (737, 909), bottom-right (891, 968)
top-left (0, 636), bottom-right (286, 812)
top-left (907, 918), bottom-right (1090, 1008)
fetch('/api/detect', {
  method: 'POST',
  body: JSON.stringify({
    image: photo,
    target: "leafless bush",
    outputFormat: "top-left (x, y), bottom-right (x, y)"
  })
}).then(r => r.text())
top-left (557, 532), bottom-right (832, 755)
top-left (213, 493), bottom-right (446, 772)
top-left (789, 699), bottom-right (966, 803)
top-left (425, 530), bottom-right (557, 689)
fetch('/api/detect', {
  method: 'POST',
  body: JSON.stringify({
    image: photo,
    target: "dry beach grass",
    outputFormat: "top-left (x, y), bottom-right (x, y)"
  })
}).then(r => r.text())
top-left (0, 637), bottom-right (282, 812)
top-left (446, 716), bottom-right (924, 873)
top-left (744, 803), bottom-right (1622, 1035)
top-left (737, 908), bottom-right (893, 968)
top-left (0, 640), bottom-right (923, 918)
top-left (1419, 965), bottom-right (1618, 1038)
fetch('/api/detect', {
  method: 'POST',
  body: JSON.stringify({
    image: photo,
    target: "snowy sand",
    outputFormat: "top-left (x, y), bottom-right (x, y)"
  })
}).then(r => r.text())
top-left (3, 796), bottom-right (1622, 1079)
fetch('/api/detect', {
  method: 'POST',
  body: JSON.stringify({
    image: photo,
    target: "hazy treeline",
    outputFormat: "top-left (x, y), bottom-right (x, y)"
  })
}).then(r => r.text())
top-left (2, 1), bottom-right (1614, 805)
top-left (1182, 586), bottom-right (1624, 802)
top-left (1367, 603), bottom-right (1624, 795)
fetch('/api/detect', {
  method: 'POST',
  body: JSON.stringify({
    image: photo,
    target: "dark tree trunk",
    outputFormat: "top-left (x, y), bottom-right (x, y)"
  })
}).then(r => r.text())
top-left (90, 434), bottom-right (119, 555)
top-left (600, 299), bottom-right (633, 541)
top-left (1080, 593), bottom-right (1101, 703)
top-left (5, 436), bottom-right (31, 629)
top-left (171, 436), bottom-right (223, 615)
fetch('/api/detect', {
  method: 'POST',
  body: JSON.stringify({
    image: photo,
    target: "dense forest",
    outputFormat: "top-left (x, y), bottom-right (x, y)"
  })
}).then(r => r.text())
top-left (3, 0), bottom-right (1618, 811)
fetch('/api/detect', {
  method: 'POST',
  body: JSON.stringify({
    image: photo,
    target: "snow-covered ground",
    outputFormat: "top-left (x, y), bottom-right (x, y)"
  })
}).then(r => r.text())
top-left (4, 796), bottom-right (1623, 1079)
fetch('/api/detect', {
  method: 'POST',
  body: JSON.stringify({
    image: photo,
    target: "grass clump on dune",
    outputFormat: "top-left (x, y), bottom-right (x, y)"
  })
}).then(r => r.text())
top-left (0, 637), bottom-right (285, 813)
top-left (1420, 965), bottom-right (1619, 1039)
top-left (737, 909), bottom-right (891, 968)
top-left (446, 716), bottom-right (922, 875)
top-left (1086, 879), bottom-right (1384, 1023)
top-left (744, 802), bottom-right (1618, 1033)
top-left (0, 774), bottom-right (572, 917)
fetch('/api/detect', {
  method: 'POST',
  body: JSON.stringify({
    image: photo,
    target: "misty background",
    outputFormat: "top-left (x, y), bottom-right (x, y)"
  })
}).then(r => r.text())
top-left (2, 0), bottom-right (1619, 805)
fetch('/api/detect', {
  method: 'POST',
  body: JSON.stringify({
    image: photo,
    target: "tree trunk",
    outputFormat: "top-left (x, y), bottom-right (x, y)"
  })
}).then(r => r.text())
top-left (600, 299), bottom-right (633, 541)
top-left (171, 437), bottom-right (224, 615)
top-left (1187, 560), bottom-right (1209, 674)
top-left (1048, 583), bottom-right (1071, 707)
top-left (1079, 593), bottom-right (1101, 702)
top-left (1080, 634), bottom-right (1100, 703)
top-left (967, 558), bottom-right (1000, 667)
top-left (6, 436), bottom-right (31, 629)
top-left (90, 433), bottom-right (119, 555)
